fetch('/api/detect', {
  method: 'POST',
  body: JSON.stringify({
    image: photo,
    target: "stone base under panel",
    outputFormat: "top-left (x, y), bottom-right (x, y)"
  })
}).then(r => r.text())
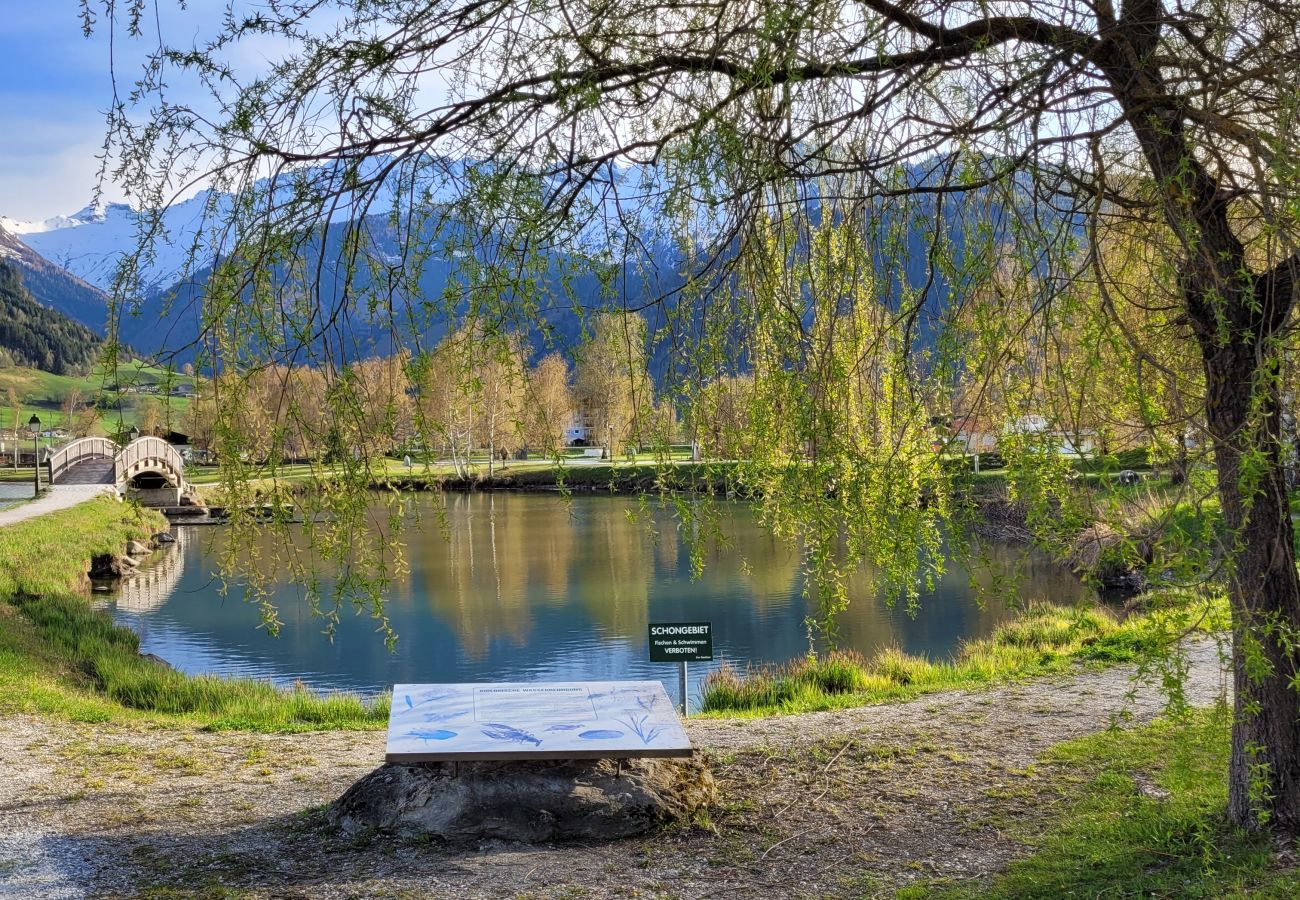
top-left (328, 756), bottom-right (715, 843)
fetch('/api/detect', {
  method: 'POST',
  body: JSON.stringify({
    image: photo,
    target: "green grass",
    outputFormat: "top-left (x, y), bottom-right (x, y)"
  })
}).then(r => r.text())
top-left (0, 497), bottom-right (386, 732)
top-left (0, 496), bottom-right (163, 599)
top-left (911, 707), bottom-right (1300, 898)
top-left (0, 362), bottom-right (194, 432)
top-left (700, 597), bottom-right (1228, 716)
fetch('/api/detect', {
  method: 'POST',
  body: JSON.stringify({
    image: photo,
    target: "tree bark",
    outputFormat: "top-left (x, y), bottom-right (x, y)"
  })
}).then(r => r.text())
top-left (1096, 6), bottom-right (1300, 830)
top-left (1203, 338), bottom-right (1300, 832)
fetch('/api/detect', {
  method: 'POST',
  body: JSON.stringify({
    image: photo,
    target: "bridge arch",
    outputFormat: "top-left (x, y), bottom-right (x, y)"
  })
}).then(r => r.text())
top-left (47, 435), bottom-right (189, 499)
top-left (47, 436), bottom-right (118, 485)
top-left (116, 436), bottom-right (189, 493)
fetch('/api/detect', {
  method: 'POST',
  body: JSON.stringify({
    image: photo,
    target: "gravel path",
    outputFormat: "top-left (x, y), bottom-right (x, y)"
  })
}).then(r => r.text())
top-left (0, 640), bottom-right (1230, 899)
top-left (0, 485), bottom-right (115, 528)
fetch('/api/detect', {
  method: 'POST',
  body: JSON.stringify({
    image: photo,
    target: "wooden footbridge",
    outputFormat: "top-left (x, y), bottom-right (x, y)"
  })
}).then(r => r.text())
top-left (47, 436), bottom-right (190, 504)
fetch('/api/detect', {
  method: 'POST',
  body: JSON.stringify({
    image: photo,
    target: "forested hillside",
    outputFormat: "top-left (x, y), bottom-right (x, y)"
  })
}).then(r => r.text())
top-left (0, 261), bottom-right (102, 375)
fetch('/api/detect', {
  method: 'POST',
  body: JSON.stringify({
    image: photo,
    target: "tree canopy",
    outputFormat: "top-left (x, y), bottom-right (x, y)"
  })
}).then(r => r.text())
top-left (97, 0), bottom-right (1300, 831)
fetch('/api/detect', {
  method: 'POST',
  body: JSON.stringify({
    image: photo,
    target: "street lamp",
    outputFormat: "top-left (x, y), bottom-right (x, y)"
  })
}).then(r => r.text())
top-left (27, 414), bottom-right (40, 493)
top-left (128, 424), bottom-right (141, 443)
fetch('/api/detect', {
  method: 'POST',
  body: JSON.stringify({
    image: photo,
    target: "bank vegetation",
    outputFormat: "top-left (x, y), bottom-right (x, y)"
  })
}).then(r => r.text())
top-left (0, 498), bottom-right (385, 732)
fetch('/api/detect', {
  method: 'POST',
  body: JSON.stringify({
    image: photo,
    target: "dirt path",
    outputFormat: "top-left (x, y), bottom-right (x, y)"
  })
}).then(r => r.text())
top-left (0, 641), bottom-right (1230, 899)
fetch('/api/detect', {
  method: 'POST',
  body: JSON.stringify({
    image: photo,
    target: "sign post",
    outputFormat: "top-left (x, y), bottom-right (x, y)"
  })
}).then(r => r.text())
top-left (648, 621), bottom-right (713, 716)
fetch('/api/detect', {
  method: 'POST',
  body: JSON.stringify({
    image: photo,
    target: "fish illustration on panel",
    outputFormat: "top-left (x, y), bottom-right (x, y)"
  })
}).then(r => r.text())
top-left (578, 730), bottom-right (624, 740)
top-left (480, 723), bottom-right (542, 747)
top-left (402, 690), bottom-right (456, 710)
top-left (406, 728), bottom-right (458, 743)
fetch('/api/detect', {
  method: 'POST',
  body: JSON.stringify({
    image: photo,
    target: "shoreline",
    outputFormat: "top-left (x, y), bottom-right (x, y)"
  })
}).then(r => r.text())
top-left (0, 639), bottom-right (1238, 898)
top-left (1, 464), bottom-right (1184, 725)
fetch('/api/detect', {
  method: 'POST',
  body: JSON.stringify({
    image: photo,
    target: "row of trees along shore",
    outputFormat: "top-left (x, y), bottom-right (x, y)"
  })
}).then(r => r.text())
top-left (98, 0), bottom-right (1300, 833)
top-left (185, 313), bottom-right (668, 477)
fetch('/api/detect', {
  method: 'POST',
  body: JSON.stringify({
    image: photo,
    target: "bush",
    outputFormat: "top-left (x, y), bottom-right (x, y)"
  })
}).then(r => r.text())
top-left (1071, 448), bottom-right (1153, 474)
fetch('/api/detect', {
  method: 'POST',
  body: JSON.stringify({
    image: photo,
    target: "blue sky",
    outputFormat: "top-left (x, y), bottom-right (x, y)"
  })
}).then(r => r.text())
top-left (0, 2), bottom-right (280, 222)
top-left (0, 2), bottom-right (125, 220)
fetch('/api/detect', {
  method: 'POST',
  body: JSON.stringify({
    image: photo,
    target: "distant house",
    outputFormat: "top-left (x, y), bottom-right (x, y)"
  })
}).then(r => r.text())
top-left (566, 409), bottom-right (595, 445)
top-left (950, 414), bottom-right (998, 454)
top-left (954, 428), bottom-right (998, 454)
top-left (949, 413), bottom-right (1095, 456)
top-left (170, 384), bottom-right (194, 397)
top-left (1003, 415), bottom-right (1096, 455)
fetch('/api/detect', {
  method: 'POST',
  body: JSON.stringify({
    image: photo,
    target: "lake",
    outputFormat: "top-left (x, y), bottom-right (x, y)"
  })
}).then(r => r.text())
top-left (100, 492), bottom-right (1094, 708)
top-left (0, 482), bottom-right (35, 510)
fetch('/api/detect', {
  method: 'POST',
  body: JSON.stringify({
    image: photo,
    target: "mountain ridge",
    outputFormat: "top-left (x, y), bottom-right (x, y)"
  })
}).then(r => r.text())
top-left (0, 261), bottom-right (103, 375)
top-left (0, 222), bottom-right (109, 329)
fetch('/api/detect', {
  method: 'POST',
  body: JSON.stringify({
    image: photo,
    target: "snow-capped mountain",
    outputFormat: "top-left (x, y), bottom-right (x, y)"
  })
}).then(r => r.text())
top-left (2, 155), bottom-right (995, 368)
top-left (0, 219), bottom-right (108, 326)
top-left (2, 193), bottom-right (225, 295)
top-left (1, 155), bottom-right (671, 301)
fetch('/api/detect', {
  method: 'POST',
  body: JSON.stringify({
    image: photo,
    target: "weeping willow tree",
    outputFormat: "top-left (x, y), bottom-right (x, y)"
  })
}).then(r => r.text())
top-left (93, 0), bottom-right (1300, 830)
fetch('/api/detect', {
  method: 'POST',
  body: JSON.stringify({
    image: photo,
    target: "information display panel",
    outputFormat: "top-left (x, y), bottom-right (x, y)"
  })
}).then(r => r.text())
top-left (385, 681), bottom-right (693, 762)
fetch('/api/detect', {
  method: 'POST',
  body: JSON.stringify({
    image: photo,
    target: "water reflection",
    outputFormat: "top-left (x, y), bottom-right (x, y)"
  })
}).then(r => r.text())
top-left (101, 494), bottom-right (1094, 705)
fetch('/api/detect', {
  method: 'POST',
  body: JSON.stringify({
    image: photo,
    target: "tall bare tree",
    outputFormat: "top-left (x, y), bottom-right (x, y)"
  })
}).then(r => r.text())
top-left (573, 313), bottom-right (653, 456)
top-left (524, 353), bottom-right (575, 454)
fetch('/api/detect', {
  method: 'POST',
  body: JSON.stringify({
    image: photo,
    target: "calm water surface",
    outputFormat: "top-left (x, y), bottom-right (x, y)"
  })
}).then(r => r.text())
top-left (0, 482), bottom-right (35, 510)
top-left (101, 493), bottom-right (1094, 706)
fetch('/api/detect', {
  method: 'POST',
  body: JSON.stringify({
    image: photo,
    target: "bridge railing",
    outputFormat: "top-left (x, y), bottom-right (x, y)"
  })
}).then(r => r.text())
top-left (117, 435), bottom-right (188, 490)
top-left (47, 436), bottom-right (118, 484)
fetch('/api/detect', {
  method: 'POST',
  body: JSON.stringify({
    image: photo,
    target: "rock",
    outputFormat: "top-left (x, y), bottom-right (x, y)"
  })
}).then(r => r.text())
top-left (89, 554), bottom-right (133, 578)
top-left (153, 532), bottom-right (177, 544)
top-left (328, 756), bottom-right (715, 844)
top-left (126, 540), bottom-right (154, 557)
top-left (140, 653), bottom-right (173, 670)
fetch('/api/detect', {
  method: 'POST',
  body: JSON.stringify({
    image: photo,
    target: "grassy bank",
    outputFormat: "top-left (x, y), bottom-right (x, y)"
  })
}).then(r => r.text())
top-left (188, 460), bottom-right (744, 504)
top-left (0, 361), bottom-right (195, 432)
top-left (701, 598), bottom-right (1227, 716)
top-left (378, 459), bottom-right (742, 494)
top-left (910, 706), bottom-right (1299, 898)
top-left (0, 498), bottom-right (386, 732)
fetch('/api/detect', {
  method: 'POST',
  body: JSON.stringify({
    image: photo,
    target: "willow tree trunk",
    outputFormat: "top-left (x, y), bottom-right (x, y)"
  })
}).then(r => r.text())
top-left (1203, 339), bottom-right (1300, 832)
top-left (1099, 4), bottom-right (1300, 831)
